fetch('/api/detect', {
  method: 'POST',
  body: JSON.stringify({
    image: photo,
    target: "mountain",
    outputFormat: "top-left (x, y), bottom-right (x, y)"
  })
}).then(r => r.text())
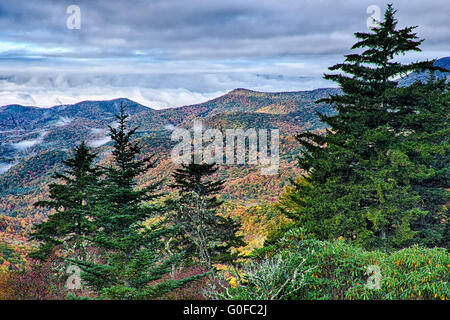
top-left (0, 98), bottom-right (148, 131)
top-left (398, 57), bottom-right (450, 86)
top-left (175, 87), bottom-right (339, 116)
top-left (0, 87), bottom-right (338, 258)
top-left (0, 98), bottom-right (150, 161)
top-left (0, 88), bottom-right (337, 164)
top-left (125, 87), bottom-right (340, 133)
top-left (0, 88), bottom-right (337, 210)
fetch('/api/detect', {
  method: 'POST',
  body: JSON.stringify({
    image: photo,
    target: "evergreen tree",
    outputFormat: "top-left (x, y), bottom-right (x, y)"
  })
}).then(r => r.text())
top-left (398, 78), bottom-right (449, 248)
top-left (290, 4), bottom-right (448, 249)
top-left (31, 141), bottom-right (100, 260)
top-left (93, 104), bottom-right (159, 237)
top-left (74, 105), bottom-right (205, 299)
top-left (167, 163), bottom-right (244, 268)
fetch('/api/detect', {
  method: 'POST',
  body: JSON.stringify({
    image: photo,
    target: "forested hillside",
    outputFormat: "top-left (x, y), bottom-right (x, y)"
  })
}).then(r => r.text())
top-left (0, 87), bottom-right (336, 269)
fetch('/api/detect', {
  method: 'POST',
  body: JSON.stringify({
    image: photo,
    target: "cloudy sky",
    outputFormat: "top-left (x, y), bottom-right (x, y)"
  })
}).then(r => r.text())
top-left (0, 0), bottom-right (448, 108)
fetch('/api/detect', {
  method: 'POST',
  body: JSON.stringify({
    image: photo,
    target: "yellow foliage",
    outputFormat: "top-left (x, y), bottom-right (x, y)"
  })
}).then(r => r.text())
top-left (227, 277), bottom-right (238, 288)
top-left (0, 271), bottom-right (12, 300)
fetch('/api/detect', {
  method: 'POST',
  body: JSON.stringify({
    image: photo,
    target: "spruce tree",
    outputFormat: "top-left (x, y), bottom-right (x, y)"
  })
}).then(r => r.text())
top-left (290, 4), bottom-right (448, 249)
top-left (74, 105), bottom-right (205, 299)
top-left (398, 77), bottom-right (449, 248)
top-left (166, 163), bottom-right (244, 268)
top-left (31, 141), bottom-right (100, 260)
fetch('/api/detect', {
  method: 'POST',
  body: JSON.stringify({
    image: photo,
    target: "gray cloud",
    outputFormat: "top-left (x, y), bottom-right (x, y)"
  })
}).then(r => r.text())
top-left (0, 0), bottom-right (448, 107)
top-left (1, 0), bottom-right (448, 58)
top-left (0, 57), bottom-right (332, 107)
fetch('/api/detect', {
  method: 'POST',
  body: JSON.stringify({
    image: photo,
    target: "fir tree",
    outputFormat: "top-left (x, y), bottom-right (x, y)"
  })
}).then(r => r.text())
top-left (93, 104), bottom-right (159, 236)
top-left (291, 4), bottom-right (448, 249)
top-left (31, 141), bottom-right (100, 260)
top-left (398, 77), bottom-right (449, 248)
top-left (167, 163), bottom-right (244, 268)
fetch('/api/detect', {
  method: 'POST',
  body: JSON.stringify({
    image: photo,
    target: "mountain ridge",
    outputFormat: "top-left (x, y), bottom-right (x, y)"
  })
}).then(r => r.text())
top-left (0, 87), bottom-right (337, 220)
top-left (399, 56), bottom-right (450, 86)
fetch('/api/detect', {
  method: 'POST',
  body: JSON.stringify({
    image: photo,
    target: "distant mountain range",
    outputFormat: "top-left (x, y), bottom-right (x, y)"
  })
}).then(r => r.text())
top-left (0, 87), bottom-right (338, 164)
top-left (0, 87), bottom-right (339, 221)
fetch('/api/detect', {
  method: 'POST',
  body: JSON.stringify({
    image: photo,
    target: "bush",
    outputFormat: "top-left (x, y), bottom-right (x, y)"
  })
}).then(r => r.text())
top-left (0, 257), bottom-right (97, 300)
top-left (210, 229), bottom-right (450, 300)
top-left (294, 239), bottom-right (385, 300)
top-left (206, 250), bottom-right (315, 300)
top-left (1, 258), bottom-right (69, 300)
top-left (301, 241), bottom-right (449, 300)
top-left (0, 270), bottom-right (13, 299)
top-left (347, 246), bottom-right (450, 300)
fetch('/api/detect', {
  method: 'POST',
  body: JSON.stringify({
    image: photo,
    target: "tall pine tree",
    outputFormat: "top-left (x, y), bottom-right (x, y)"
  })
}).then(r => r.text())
top-left (31, 141), bottom-right (100, 261)
top-left (166, 163), bottom-right (244, 268)
top-left (290, 4), bottom-right (448, 249)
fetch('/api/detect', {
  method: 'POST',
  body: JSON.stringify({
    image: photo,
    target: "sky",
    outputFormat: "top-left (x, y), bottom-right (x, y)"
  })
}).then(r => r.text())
top-left (0, 0), bottom-right (448, 109)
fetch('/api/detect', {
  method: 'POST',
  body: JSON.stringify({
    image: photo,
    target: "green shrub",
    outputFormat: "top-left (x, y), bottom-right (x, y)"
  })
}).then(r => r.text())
top-left (347, 246), bottom-right (450, 300)
top-left (211, 230), bottom-right (450, 300)
top-left (295, 240), bottom-right (385, 300)
top-left (206, 250), bottom-right (315, 300)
